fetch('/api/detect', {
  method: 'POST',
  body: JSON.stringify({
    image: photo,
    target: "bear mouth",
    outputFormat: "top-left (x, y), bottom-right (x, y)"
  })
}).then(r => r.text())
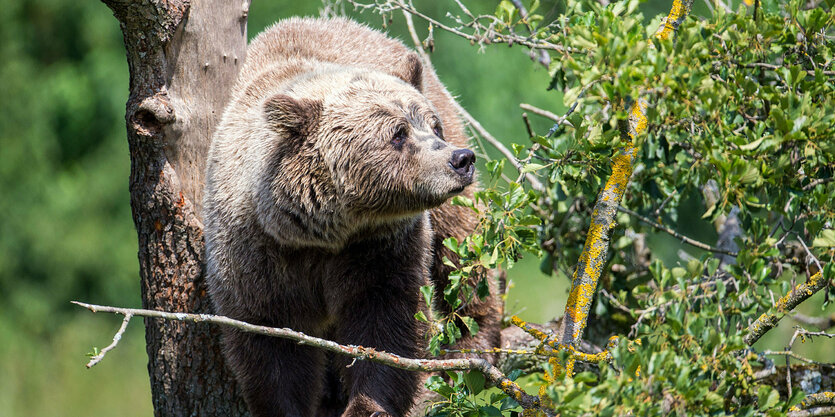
top-left (448, 184), bottom-right (467, 194)
top-left (447, 172), bottom-right (473, 195)
top-left (448, 162), bottom-right (475, 182)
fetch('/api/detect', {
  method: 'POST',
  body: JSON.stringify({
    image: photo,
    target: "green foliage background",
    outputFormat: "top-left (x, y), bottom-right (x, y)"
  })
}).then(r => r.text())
top-left (0, 0), bottom-right (830, 415)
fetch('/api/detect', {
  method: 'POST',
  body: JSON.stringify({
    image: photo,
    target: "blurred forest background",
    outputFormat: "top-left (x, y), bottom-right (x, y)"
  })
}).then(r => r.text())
top-left (1, 0), bottom-right (830, 415)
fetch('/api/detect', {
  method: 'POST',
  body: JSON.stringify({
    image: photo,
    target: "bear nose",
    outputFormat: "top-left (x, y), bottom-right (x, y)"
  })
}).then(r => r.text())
top-left (449, 148), bottom-right (476, 174)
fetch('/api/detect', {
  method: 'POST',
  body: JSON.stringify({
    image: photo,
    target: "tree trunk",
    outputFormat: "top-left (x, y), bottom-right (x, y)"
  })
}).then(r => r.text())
top-left (102, 0), bottom-right (251, 415)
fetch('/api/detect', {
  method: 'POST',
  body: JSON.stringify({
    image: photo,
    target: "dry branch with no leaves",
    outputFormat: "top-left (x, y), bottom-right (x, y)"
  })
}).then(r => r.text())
top-left (72, 301), bottom-right (554, 416)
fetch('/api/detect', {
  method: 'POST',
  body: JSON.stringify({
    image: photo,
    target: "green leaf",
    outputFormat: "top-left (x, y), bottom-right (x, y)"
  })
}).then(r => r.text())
top-left (446, 319), bottom-right (462, 342)
top-left (425, 375), bottom-right (455, 398)
top-left (574, 371), bottom-right (597, 383)
top-left (812, 229), bottom-right (835, 247)
top-left (521, 163), bottom-right (546, 173)
top-left (511, 143), bottom-right (525, 156)
top-left (479, 406), bottom-right (502, 417)
top-left (451, 195), bottom-right (475, 209)
top-left (420, 285), bottom-right (434, 308)
top-left (586, 124), bottom-right (603, 147)
top-left (461, 316), bottom-right (480, 336)
top-left (414, 310), bottom-right (428, 322)
top-left (443, 237), bottom-right (459, 252)
top-left (517, 215), bottom-right (542, 226)
top-left (507, 369), bottom-right (523, 381)
top-left (704, 392), bottom-right (724, 410)
top-left (739, 136), bottom-right (764, 151)
top-left (464, 370), bottom-right (485, 395)
top-left (758, 386), bottom-right (779, 410)
top-left (477, 277), bottom-right (490, 299)
top-left (428, 334), bottom-right (441, 356)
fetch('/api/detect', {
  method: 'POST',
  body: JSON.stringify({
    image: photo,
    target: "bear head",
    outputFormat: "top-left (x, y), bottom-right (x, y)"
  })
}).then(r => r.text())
top-left (253, 56), bottom-right (475, 249)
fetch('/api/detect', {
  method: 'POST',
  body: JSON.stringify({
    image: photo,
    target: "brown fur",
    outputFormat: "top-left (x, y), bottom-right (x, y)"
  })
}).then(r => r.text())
top-left (204, 17), bottom-right (502, 417)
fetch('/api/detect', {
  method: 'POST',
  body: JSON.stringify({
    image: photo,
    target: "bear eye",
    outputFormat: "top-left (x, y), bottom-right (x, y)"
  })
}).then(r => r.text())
top-left (391, 126), bottom-right (408, 148)
top-left (432, 122), bottom-right (444, 140)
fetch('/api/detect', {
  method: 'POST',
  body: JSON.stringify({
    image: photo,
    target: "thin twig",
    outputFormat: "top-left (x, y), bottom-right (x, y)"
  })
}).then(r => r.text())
top-left (792, 313), bottom-right (835, 330)
top-left (803, 177), bottom-right (833, 191)
top-left (85, 313), bottom-right (132, 368)
top-left (617, 205), bottom-right (738, 256)
top-left (508, 0), bottom-right (551, 68)
top-left (73, 301), bottom-right (551, 415)
top-left (796, 234), bottom-right (824, 275)
top-left (653, 190), bottom-right (676, 218)
top-left (402, 8), bottom-right (432, 64)
top-left (401, 9), bottom-right (545, 192)
top-left (522, 113), bottom-right (535, 139)
top-left (519, 80), bottom-right (597, 134)
top-left (737, 61), bottom-right (835, 77)
top-left (794, 329), bottom-right (835, 339)
top-left (519, 103), bottom-right (563, 123)
top-left (762, 350), bottom-right (829, 366)
top-left (357, 0), bottom-right (575, 53)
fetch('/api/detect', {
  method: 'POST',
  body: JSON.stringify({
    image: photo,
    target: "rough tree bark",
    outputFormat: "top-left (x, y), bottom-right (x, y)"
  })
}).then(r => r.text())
top-left (103, 0), bottom-right (252, 415)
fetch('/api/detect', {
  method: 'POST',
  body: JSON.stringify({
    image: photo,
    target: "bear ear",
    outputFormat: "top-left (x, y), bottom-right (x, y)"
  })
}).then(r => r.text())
top-left (393, 52), bottom-right (423, 92)
top-left (264, 94), bottom-right (322, 137)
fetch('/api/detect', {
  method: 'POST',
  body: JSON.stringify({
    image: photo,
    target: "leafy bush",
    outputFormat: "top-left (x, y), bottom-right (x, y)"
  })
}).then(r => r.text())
top-left (366, 0), bottom-right (835, 415)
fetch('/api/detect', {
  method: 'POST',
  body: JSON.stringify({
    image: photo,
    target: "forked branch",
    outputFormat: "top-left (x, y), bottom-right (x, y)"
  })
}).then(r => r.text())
top-left (73, 301), bottom-right (553, 416)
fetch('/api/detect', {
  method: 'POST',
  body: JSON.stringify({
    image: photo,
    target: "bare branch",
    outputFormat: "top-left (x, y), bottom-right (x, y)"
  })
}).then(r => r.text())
top-left (522, 112), bottom-right (535, 139)
top-left (617, 205), bottom-right (738, 256)
top-left (792, 313), bottom-right (835, 330)
top-left (744, 269), bottom-right (831, 345)
top-left (86, 313), bottom-right (132, 368)
top-left (402, 9), bottom-right (431, 64)
top-left (73, 301), bottom-right (552, 415)
top-left (736, 61), bottom-right (835, 77)
top-left (520, 78), bottom-right (599, 133)
top-left (519, 103), bottom-right (563, 123)
top-left (352, 0), bottom-right (576, 54)
top-left (803, 177), bottom-right (834, 191)
top-left (508, 0), bottom-right (550, 68)
top-left (796, 234), bottom-right (823, 275)
top-left (762, 350), bottom-right (829, 366)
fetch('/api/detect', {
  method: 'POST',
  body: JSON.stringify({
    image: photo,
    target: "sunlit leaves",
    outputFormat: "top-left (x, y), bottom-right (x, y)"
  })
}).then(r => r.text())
top-left (424, 0), bottom-right (834, 415)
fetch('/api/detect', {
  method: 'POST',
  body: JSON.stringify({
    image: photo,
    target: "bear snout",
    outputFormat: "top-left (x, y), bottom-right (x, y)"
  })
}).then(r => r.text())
top-left (449, 148), bottom-right (476, 181)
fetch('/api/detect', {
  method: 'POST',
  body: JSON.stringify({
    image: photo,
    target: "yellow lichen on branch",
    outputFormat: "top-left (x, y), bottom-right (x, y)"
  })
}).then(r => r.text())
top-left (656, 0), bottom-right (691, 41)
top-left (745, 269), bottom-right (830, 346)
top-left (555, 0), bottom-right (693, 375)
top-left (558, 145), bottom-right (637, 344)
top-left (508, 315), bottom-right (614, 400)
top-left (789, 391), bottom-right (835, 413)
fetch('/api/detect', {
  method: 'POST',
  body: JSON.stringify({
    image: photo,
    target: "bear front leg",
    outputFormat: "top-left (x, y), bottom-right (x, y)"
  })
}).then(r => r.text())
top-left (223, 329), bottom-right (326, 417)
top-left (331, 282), bottom-right (425, 417)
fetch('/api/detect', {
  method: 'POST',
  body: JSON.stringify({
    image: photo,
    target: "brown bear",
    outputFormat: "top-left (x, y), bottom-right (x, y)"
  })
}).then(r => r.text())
top-left (203, 17), bottom-right (502, 417)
